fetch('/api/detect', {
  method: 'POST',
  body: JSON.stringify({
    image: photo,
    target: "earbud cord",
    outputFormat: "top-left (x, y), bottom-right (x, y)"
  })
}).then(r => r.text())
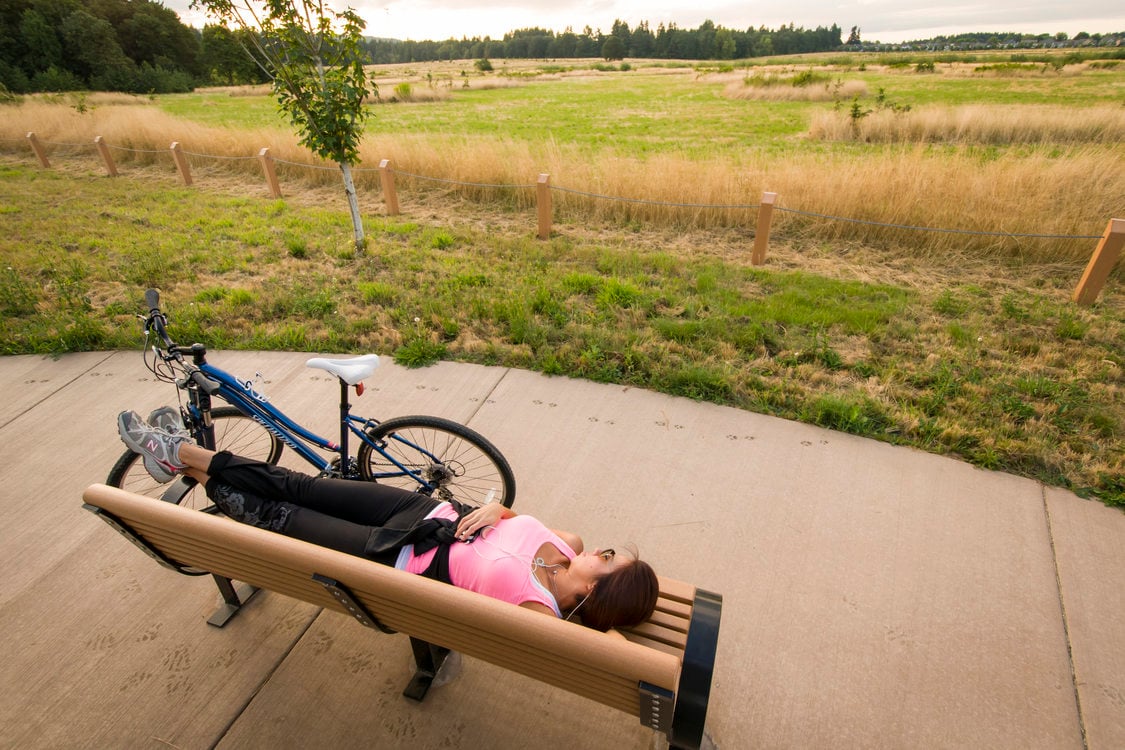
top-left (470, 529), bottom-right (582, 617)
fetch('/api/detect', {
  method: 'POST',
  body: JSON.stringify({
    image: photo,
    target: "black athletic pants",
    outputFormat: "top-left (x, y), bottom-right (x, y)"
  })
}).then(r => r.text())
top-left (203, 452), bottom-right (441, 566)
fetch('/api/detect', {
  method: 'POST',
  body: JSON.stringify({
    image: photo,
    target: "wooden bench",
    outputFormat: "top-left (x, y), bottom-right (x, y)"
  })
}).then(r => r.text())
top-left (83, 483), bottom-right (722, 750)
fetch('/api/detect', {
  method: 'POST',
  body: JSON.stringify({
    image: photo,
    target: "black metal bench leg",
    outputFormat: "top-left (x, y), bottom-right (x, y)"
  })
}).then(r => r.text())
top-left (402, 637), bottom-right (451, 701)
top-left (206, 574), bottom-right (259, 627)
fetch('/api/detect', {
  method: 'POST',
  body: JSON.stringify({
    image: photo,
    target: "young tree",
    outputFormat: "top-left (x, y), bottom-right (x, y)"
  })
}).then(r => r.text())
top-left (191, 0), bottom-right (373, 251)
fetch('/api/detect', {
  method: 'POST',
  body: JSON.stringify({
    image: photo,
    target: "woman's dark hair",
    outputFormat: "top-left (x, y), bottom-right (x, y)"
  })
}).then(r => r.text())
top-left (579, 556), bottom-right (659, 632)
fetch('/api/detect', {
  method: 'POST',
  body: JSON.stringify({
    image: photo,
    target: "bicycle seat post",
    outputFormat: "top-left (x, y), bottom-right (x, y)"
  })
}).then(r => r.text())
top-left (337, 377), bottom-right (351, 461)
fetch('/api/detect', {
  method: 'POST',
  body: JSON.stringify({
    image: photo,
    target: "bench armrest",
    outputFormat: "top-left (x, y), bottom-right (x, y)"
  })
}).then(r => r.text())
top-left (671, 588), bottom-right (722, 750)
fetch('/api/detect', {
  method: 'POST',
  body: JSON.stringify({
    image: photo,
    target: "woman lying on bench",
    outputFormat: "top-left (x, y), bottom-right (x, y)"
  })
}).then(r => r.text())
top-left (117, 410), bottom-right (658, 632)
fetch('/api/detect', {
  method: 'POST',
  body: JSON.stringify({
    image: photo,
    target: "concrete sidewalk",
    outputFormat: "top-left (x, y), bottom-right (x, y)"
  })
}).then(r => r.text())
top-left (0, 350), bottom-right (1122, 749)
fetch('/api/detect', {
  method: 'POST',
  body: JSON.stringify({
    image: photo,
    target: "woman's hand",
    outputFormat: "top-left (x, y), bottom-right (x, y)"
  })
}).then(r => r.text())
top-left (455, 502), bottom-right (512, 541)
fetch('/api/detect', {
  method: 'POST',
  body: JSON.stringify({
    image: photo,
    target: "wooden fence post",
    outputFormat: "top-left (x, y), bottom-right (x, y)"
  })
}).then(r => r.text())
top-left (170, 141), bottom-right (193, 186)
top-left (26, 132), bottom-right (49, 168)
top-left (1073, 218), bottom-right (1124, 306)
top-left (94, 136), bottom-right (118, 177)
top-left (537, 173), bottom-right (552, 240)
top-left (752, 191), bottom-right (777, 265)
top-left (379, 159), bottom-right (399, 215)
top-left (258, 147), bottom-right (281, 198)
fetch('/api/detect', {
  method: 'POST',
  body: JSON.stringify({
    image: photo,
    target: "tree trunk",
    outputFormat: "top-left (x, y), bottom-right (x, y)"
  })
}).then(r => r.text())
top-left (339, 161), bottom-right (365, 252)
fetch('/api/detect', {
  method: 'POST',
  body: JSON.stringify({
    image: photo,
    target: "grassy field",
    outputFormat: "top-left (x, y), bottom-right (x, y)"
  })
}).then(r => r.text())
top-left (1, 53), bottom-right (1122, 505)
top-left (4, 53), bottom-right (1123, 259)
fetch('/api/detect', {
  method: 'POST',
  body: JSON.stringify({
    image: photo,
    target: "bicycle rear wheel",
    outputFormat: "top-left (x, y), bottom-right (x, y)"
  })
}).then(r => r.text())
top-left (357, 415), bottom-right (516, 508)
top-left (106, 407), bottom-right (284, 511)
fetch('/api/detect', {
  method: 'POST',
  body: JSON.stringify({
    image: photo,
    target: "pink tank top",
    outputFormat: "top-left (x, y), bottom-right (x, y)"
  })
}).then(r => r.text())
top-left (399, 504), bottom-right (575, 615)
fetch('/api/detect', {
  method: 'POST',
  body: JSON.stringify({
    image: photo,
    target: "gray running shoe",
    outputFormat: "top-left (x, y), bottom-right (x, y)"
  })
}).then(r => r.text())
top-left (147, 406), bottom-right (189, 436)
top-left (117, 410), bottom-right (189, 484)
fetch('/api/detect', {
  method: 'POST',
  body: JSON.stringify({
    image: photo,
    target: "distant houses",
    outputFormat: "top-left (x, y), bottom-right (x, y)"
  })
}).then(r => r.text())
top-left (853, 31), bottom-right (1124, 53)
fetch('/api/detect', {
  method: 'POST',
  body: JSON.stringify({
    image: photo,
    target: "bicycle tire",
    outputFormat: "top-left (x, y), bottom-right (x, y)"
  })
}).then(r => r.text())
top-left (357, 415), bottom-right (516, 508)
top-left (106, 407), bottom-right (284, 511)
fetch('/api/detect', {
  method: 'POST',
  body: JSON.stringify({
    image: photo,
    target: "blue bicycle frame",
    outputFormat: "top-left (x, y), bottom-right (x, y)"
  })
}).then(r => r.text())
top-left (188, 359), bottom-right (439, 487)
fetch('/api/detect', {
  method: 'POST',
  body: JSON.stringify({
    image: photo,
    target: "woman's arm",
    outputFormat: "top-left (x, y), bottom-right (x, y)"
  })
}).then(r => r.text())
top-left (551, 529), bottom-right (583, 553)
top-left (455, 502), bottom-right (515, 540)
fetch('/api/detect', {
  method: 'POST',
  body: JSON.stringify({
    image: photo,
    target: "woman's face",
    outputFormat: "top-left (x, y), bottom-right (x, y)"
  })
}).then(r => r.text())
top-left (568, 548), bottom-right (621, 591)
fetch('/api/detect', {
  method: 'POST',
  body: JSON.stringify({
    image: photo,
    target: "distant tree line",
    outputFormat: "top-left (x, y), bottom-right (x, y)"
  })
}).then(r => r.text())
top-left (0, 0), bottom-right (272, 94)
top-left (1, 0), bottom-right (202, 94)
top-left (0, 3), bottom-right (841, 94)
top-left (2, 1), bottom-right (1120, 96)
top-left (362, 21), bottom-right (843, 64)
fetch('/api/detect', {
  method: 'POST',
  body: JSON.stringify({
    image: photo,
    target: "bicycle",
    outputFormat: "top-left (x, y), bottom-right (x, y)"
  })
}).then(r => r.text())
top-left (107, 289), bottom-right (516, 512)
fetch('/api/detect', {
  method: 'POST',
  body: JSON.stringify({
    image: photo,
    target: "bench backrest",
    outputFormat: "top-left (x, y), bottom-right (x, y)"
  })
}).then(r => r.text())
top-left (82, 483), bottom-right (691, 720)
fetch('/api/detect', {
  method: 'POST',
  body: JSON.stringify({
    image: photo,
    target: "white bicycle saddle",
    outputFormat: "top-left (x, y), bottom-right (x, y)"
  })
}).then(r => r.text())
top-left (305, 354), bottom-right (381, 385)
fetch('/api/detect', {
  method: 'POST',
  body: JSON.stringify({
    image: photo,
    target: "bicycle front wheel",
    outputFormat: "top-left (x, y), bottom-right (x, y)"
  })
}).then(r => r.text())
top-left (106, 407), bottom-right (284, 511)
top-left (357, 415), bottom-right (516, 508)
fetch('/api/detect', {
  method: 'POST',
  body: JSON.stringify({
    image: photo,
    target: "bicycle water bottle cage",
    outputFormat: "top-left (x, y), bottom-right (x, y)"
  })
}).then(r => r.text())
top-left (306, 355), bottom-right (381, 392)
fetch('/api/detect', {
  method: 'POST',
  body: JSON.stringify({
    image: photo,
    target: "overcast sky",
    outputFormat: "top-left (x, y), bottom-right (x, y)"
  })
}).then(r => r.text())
top-left (165, 1), bottom-right (1125, 44)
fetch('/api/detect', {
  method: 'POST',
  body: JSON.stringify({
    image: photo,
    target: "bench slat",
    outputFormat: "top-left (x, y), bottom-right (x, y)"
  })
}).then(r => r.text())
top-left (623, 634), bottom-right (686, 658)
top-left (652, 596), bottom-right (693, 620)
top-left (654, 576), bottom-right (696, 604)
top-left (638, 607), bottom-right (690, 633)
top-left (626, 624), bottom-right (688, 650)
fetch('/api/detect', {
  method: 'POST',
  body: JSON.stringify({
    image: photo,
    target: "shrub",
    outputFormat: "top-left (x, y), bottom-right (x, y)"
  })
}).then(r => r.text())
top-left (595, 279), bottom-right (643, 309)
top-left (804, 394), bottom-right (890, 435)
top-left (31, 66), bottom-right (84, 93)
top-left (0, 61), bottom-right (29, 94)
top-left (0, 267), bottom-right (38, 316)
top-left (134, 64), bottom-right (194, 94)
top-left (358, 281), bottom-right (397, 306)
top-left (474, 58), bottom-right (493, 72)
top-left (394, 338), bottom-right (446, 367)
top-left (429, 230), bottom-right (455, 249)
top-left (286, 237), bottom-right (309, 258)
top-left (792, 69), bottom-right (829, 87)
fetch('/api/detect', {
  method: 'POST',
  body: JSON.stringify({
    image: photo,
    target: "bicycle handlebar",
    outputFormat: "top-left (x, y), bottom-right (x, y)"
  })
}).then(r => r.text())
top-left (142, 288), bottom-right (175, 350)
top-left (138, 288), bottom-right (220, 393)
top-left (189, 369), bottom-right (222, 395)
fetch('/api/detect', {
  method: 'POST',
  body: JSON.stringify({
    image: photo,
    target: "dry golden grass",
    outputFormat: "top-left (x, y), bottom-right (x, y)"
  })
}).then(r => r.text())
top-left (379, 84), bottom-right (451, 103)
top-left (2, 96), bottom-right (1120, 265)
top-left (722, 76), bottom-right (869, 101)
top-left (942, 61), bottom-right (1093, 78)
top-left (809, 104), bottom-right (1125, 145)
